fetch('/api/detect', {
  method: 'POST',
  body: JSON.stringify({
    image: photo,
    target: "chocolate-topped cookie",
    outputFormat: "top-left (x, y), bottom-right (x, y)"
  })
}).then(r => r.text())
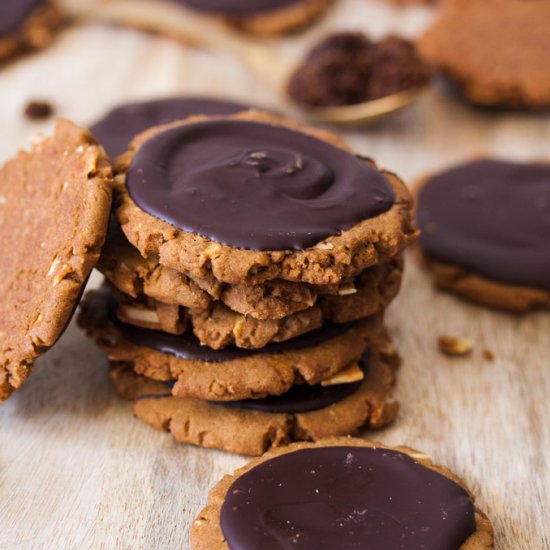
top-left (90, 97), bottom-right (250, 159)
top-left (0, 0), bottom-right (62, 64)
top-left (417, 159), bottom-right (550, 311)
top-left (419, 0), bottom-right (550, 108)
top-left (114, 111), bottom-right (417, 286)
top-left (0, 120), bottom-right (112, 402)
top-left (92, 0), bottom-right (332, 37)
top-left (192, 438), bottom-right (494, 549)
top-left (78, 287), bottom-right (393, 401)
top-left (109, 351), bottom-right (398, 455)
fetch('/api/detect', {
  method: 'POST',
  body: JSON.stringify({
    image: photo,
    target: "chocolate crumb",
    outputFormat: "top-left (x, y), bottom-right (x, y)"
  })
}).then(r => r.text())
top-left (24, 101), bottom-right (54, 121)
top-left (482, 348), bottom-right (495, 361)
top-left (437, 335), bottom-right (474, 357)
top-left (287, 33), bottom-right (431, 108)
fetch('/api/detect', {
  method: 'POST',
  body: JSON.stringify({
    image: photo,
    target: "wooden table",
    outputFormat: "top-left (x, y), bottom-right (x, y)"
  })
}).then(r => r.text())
top-left (1, 1), bottom-right (549, 548)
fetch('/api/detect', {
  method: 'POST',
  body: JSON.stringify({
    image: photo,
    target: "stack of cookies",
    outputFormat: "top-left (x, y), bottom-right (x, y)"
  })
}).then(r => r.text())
top-left (80, 110), bottom-right (418, 455)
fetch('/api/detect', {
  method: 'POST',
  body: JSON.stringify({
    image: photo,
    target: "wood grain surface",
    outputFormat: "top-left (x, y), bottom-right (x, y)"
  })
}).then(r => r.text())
top-left (1, 1), bottom-right (549, 548)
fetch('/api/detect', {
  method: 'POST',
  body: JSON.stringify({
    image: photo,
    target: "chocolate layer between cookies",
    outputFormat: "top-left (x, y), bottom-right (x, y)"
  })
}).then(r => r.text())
top-left (109, 350), bottom-right (398, 456)
top-left (192, 438), bottom-right (494, 549)
top-left (78, 287), bottom-right (394, 401)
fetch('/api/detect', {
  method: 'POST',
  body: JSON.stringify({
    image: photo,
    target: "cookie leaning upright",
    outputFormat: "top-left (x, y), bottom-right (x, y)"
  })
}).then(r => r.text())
top-left (114, 111), bottom-right (418, 287)
top-left (0, 120), bottom-right (112, 402)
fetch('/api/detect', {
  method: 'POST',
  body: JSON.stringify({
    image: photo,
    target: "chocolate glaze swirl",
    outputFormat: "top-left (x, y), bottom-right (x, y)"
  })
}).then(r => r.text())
top-left (169, 0), bottom-right (302, 16)
top-left (214, 353), bottom-right (369, 413)
top-left (418, 159), bottom-right (550, 291)
top-left (126, 120), bottom-right (395, 251)
top-left (91, 97), bottom-right (249, 159)
top-left (0, 0), bottom-right (43, 36)
top-left (221, 446), bottom-right (476, 550)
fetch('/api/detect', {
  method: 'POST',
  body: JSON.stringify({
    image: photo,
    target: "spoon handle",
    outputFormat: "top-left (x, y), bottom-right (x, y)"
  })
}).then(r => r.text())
top-left (68, 0), bottom-right (290, 93)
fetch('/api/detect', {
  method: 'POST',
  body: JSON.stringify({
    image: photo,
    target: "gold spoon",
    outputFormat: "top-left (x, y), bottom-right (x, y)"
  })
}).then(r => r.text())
top-left (67, 0), bottom-right (428, 125)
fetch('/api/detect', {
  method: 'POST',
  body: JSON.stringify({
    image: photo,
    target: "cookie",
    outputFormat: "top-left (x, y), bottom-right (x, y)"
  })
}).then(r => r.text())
top-left (192, 438), bottom-right (494, 549)
top-left (0, 0), bottom-right (62, 64)
top-left (114, 111), bottom-right (417, 287)
top-left (0, 120), bottom-right (112, 402)
top-left (92, 0), bottom-right (332, 37)
top-left (99, 221), bottom-right (403, 320)
top-left (419, 0), bottom-right (550, 108)
top-left (416, 159), bottom-right (550, 311)
top-left (78, 287), bottom-right (394, 401)
top-left (90, 97), bottom-right (250, 159)
top-left (110, 258), bottom-right (403, 348)
top-left (109, 350), bottom-right (398, 456)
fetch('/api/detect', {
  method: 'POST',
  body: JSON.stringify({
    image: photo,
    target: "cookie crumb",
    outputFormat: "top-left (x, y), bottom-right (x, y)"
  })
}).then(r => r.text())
top-left (24, 101), bottom-right (54, 121)
top-left (482, 348), bottom-right (495, 361)
top-left (437, 335), bottom-right (474, 357)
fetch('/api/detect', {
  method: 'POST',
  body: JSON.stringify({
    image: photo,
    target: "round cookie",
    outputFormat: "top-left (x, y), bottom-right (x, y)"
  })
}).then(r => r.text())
top-left (109, 350), bottom-right (398, 456)
top-left (110, 258), bottom-right (403, 348)
top-left (78, 287), bottom-right (395, 401)
top-left (90, 97), bottom-right (250, 159)
top-left (416, 159), bottom-right (550, 312)
top-left (114, 111), bottom-right (418, 287)
top-left (99, 222), bottom-right (403, 321)
top-left (0, 120), bottom-right (112, 403)
top-left (0, 0), bottom-right (62, 64)
top-left (192, 438), bottom-right (494, 549)
top-left (419, 0), bottom-right (550, 108)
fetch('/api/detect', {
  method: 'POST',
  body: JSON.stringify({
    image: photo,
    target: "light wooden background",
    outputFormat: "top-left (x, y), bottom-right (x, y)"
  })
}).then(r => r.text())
top-left (1, 1), bottom-right (549, 548)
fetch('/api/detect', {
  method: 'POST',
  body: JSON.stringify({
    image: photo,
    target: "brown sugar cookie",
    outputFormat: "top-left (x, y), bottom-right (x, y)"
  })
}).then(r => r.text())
top-left (419, 0), bottom-right (550, 108)
top-left (92, 0), bottom-right (332, 37)
top-left (109, 258), bottom-right (403, 348)
top-left (192, 438), bottom-right (494, 549)
top-left (0, 120), bottom-right (112, 402)
top-left (0, 1), bottom-right (63, 64)
top-left (78, 287), bottom-right (394, 401)
top-left (114, 111), bottom-right (418, 287)
top-left (109, 350), bottom-right (398, 456)
top-left (416, 159), bottom-right (550, 312)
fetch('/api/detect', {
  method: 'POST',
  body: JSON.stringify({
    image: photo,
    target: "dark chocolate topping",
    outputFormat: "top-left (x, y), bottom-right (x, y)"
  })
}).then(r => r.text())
top-left (214, 353), bottom-right (368, 413)
top-left (90, 97), bottom-right (249, 159)
top-left (0, 0), bottom-right (43, 36)
top-left (221, 446), bottom-right (476, 550)
top-left (418, 159), bottom-right (550, 291)
top-left (168, 0), bottom-right (301, 16)
top-left (126, 119), bottom-right (395, 251)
